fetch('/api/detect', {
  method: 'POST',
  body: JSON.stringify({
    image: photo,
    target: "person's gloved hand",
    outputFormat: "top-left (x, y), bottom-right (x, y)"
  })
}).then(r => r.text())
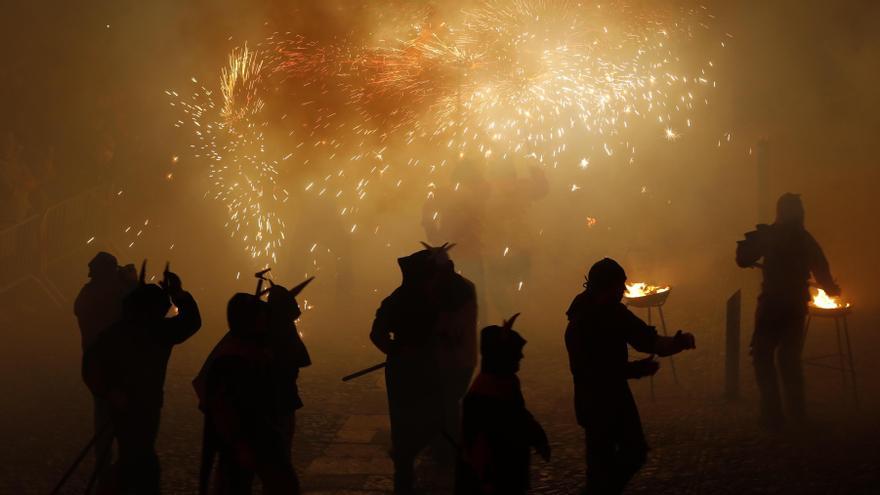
top-left (628, 357), bottom-right (660, 378)
top-left (674, 330), bottom-right (696, 351)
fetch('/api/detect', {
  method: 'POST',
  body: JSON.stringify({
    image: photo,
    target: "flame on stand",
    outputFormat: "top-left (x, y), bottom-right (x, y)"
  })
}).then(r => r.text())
top-left (624, 282), bottom-right (670, 298)
top-left (810, 288), bottom-right (849, 310)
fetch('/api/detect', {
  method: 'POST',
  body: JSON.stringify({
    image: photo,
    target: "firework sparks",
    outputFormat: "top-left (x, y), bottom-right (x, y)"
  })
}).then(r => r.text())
top-left (170, 0), bottom-right (719, 264)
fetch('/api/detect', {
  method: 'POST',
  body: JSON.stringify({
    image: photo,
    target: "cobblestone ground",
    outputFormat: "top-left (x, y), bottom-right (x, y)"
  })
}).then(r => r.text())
top-left (2, 294), bottom-right (879, 494)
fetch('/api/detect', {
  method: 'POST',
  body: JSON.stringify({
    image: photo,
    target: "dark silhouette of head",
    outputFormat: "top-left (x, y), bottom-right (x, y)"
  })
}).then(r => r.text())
top-left (88, 251), bottom-right (118, 280)
top-left (267, 285), bottom-right (302, 323)
top-left (123, 284), bottom-right (172, 323)
top-left (227, 292), bottom-right (267, 336)
top-left (420, 242), bottom-right (456, 274)
top-left (480, 314), bottom-right (526, 374)
top-left (398, 250), bottom-right (434, 287)
top-left (119, 263), bottom-right (138, 286)
top-left (586, 257), bottom-right (627, 303)
top-left (398, 242), bottom-right (456, 287)
top-left (776, 193), bottom-right (805, 227)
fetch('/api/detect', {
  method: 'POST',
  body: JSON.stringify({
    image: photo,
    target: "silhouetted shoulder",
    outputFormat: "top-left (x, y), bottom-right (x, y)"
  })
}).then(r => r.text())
top-left (376, 287), bottom-right (405, 315)
top-left (801, 229), bottom-right (821, 247)
top-left (447, 273), bottom-right (476, 308)
top-left (455, 273), bottom-right (476, 293)
top-left (566, 290), bottom-right (591, 321)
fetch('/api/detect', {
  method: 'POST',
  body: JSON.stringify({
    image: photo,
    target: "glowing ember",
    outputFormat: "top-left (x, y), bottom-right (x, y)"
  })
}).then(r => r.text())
top-left (625, 282), bottom-right (670, 298)
top-left (810, 288), bottom-right (849, 310)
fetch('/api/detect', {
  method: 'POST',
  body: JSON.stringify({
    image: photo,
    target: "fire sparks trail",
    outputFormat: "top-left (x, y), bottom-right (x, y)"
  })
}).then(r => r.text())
top-left (170, 0), bottom-right (720, 264)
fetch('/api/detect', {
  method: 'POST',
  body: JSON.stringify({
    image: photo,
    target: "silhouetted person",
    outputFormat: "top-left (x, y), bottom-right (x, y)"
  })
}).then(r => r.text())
top-left (565, 258), bottom-right (695, 494)
top-left (456, 314), bottom-right (549, 495)
top-left (264, 281), bottom-right (313, 490)
top-left (370, 243), bottom-right (477, 494)
top-left (427, 245), bottom-right (478, 469)
top-left (74, 252), bottom-right (130, 351)
top-left (736, 193), bottom-right (839, 428)
top-left (82, 268), bottom-right (201, 495)
top-left (194, 293), bottom-right (299, 495)
top-left (74, 252), bottom-right (134, 490)
top-left (119, 263), bottom-right (138, 288)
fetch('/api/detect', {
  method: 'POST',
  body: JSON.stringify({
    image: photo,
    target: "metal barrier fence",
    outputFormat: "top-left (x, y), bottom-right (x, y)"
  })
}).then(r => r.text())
top-left (43, 188), bottom-right (113, 268)
top-left (0, 186), bottom-right (114, 307)
top-left (0, 214), bottom-right (43, 294)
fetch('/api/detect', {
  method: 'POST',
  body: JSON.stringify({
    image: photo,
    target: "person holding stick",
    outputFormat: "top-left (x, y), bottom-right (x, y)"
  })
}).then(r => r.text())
top-left (370, 243), bottom-right (477, 494)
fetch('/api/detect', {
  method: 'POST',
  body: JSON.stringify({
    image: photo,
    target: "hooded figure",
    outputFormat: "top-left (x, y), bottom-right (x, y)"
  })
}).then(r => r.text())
top-left (266, 281), bottom-right (312, 414)
top-left (263, 279), bottom-right (313, 492)
top-left (736, 193), bottom-right (838, 427)
top-left (456, 315), bottom-right (549, 495)
top-left (74, 252), bottom-right (133, 351)
top-left (195, 293), bottom-right (300, 495)
top-left (370, 243), bottom-right (478, 494)
top-left (82, 266), bottom-right (201, 495)
top-left (565, 258), bottom-right (695, 495)
top-left (74, 251), bottom-right (136, 492)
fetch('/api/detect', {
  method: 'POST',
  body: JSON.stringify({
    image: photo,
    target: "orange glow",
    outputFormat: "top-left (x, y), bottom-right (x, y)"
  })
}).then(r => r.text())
top-left (810, 288), bottom-right (849, 310)
top-left (625, 282), bottom-right (670, 298)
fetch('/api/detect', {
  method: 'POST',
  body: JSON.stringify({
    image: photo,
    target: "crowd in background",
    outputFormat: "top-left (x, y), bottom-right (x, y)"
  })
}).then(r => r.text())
top-left (0, 131), bottom-right (58, 227)
top-left (0, 128), bottom-right (121, 229)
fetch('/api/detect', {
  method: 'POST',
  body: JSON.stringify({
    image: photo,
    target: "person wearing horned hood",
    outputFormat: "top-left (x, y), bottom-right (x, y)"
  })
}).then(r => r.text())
top-left (193, 276), bottom-right (312, 495)
top-left (565, 258), bottom-right (696, 495)
top-left (736, 193), bottom-right (839, 428)
top-left (456, 314), bottom-right (549, 495)
top-left (261, 277), bottom-right (313, 492)
top-left (82, 263), bottom-right (201, 495)
top-left (370, 243), bottom-right (478, 494)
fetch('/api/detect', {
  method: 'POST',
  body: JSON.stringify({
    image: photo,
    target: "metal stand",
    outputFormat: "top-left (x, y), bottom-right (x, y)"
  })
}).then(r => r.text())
top-left (625, 289), bottom-right (678, 400)
top-left (803, 307), bottom-right (858, 407)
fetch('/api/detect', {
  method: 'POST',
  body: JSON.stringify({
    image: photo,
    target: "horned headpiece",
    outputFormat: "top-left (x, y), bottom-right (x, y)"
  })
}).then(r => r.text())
top-left (419, 241), bottom-right (456, 271)
top-left (480, 313), bottom-right (526, 357)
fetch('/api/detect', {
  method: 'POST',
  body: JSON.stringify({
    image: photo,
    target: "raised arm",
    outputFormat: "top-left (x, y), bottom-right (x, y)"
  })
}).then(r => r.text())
top-left (159, 271), bottom-right (202, 345)
top-left (162, 291), bottom-right (202, 345)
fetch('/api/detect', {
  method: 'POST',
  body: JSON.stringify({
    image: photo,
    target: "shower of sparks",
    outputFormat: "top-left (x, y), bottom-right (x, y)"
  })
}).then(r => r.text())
top-left (170, 44), bottom-right (288, 263)
top-left (170, 0), bottom-right (720, 264)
